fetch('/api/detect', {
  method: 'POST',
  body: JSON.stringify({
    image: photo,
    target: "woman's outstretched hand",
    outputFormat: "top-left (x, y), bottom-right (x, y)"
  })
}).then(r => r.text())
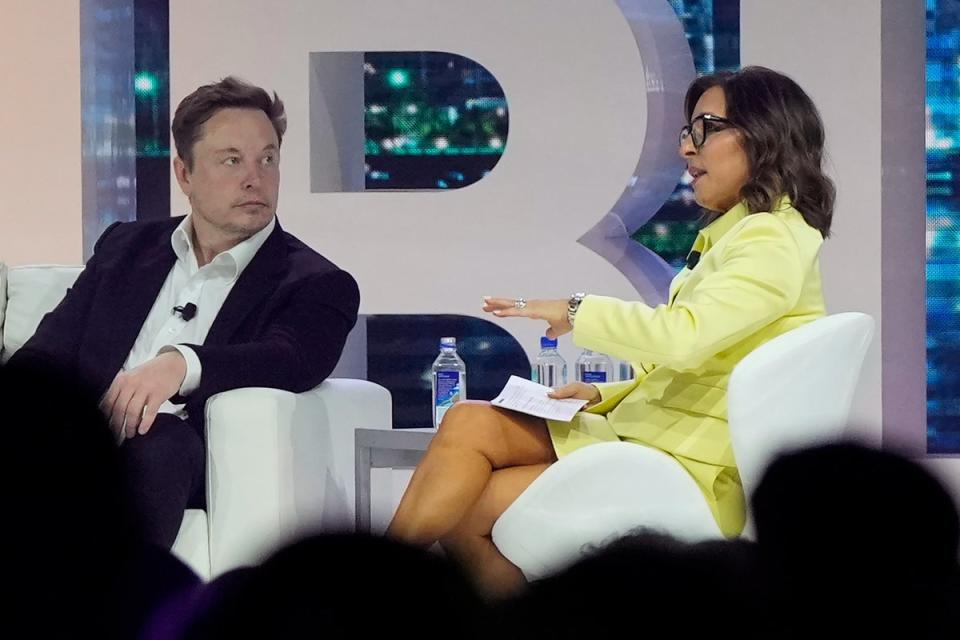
top-left (547, 382), bottom-right (601, 409)
top-left (482, 297), bottom-right (572, 339)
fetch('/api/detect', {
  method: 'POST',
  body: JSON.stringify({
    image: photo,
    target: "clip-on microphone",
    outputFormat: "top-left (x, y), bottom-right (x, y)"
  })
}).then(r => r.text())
top-left (173, 302), bottom-right (198, 321)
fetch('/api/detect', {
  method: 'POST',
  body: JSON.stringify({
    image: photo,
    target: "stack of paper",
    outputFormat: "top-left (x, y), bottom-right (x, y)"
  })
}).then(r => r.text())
top-left (490, 375), bottom-right (587, 422)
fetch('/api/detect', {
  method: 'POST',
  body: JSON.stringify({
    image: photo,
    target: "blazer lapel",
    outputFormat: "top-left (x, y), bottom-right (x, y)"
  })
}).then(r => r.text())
top-left (91, 227), bottom-right (178, 380)
top-left (669, 203), bottom-right (750, 306)
top-left (669, 234), bottom-right (706, 305)
top-left (204, 221), bottom-right (287, 345)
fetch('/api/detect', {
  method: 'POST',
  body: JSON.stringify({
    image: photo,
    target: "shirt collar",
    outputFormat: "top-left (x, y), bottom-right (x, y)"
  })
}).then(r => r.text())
top-left (691, 195), bottom-right (793, 255)
top-left (171, 215), bottom-right (276, 281)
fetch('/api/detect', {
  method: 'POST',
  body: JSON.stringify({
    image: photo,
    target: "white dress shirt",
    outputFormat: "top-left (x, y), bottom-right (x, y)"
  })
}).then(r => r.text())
top-left (122, 215), bottom-right (276, 417)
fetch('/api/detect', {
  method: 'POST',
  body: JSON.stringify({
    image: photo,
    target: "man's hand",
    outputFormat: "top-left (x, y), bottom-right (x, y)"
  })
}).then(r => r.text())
top-left (547, 382), bottom-right (602, 409)
top-left (100, 351), bottom-right (187, 443)
top-left (482, 297), bottom-right (572, 339)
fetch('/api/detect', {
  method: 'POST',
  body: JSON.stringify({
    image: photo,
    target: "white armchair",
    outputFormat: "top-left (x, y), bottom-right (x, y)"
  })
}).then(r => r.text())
top-left (492, 312), bottom-right (875, 580)
top-left (0, 263), bottom-right (391, 580)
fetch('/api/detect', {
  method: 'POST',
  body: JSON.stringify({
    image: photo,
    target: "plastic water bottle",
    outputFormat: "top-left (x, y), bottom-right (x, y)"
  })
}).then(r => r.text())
top-left (431, 337), bottom-right (467, 429)
top-left (618, 360), bottom-right (635, 382)
top-left (533, 336), bottom-right (567, 388)
top-left (575, 349), bottom-right (613, 384)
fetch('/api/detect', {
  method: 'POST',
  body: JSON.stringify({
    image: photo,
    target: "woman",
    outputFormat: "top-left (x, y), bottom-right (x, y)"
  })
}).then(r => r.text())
top-left (386, 66), bottom-right (835, 597)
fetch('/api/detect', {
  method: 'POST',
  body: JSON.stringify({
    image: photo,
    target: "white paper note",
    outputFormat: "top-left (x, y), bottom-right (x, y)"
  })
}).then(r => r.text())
top-left (490, 375), bottom-right (587, 422)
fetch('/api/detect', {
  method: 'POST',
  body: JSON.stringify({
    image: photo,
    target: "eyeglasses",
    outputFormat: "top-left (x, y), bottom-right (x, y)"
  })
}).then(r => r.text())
top-left (679, 113), bottom-right (735, 151)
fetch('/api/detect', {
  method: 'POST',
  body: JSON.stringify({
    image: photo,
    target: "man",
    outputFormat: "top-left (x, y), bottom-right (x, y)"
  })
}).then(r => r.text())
top-left (10, 77), bottom-right (360, 548)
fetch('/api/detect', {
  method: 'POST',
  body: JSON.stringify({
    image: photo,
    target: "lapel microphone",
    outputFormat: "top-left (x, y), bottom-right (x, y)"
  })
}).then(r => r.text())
top-left (173, 302), bottom-right (198, 321)
top-left (685, 250), bottom-right (701, 270)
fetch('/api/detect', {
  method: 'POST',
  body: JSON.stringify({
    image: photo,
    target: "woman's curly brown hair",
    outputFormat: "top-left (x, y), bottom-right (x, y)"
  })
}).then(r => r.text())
top-left (685, 66), bottom-right (835, 237)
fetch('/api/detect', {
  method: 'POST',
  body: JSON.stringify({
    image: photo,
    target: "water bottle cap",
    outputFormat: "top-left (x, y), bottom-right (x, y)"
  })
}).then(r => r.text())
top-left (439, 337), bottom-right (457, 348)
top-left (540, 336), bottom-right (558, 348)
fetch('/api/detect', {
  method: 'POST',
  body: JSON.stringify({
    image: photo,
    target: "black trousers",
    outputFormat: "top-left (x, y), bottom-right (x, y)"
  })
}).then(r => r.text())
top-left (118, 413), bottom-right (205, 549)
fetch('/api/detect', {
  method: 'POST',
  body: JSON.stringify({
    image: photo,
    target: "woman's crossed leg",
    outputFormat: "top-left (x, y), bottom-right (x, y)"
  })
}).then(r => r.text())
top-left (386, 400), bottom-right (557, 596)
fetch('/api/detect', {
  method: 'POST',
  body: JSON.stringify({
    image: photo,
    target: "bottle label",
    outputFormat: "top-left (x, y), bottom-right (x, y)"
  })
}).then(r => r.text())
top-left (582, 371), bottom-right (607, 383)
top-left (538, 364), bottom-right (563, 388)
top-left (434, 370), bottom-right (462, 425)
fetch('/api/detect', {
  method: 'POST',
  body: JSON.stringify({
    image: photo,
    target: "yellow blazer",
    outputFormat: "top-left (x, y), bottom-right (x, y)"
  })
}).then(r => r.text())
top-left (547, 197), bottom-right (826, 536)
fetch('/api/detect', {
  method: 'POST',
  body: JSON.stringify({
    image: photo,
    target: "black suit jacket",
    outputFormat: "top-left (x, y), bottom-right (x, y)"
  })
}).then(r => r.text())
top-left (10, 216), bottom-right (360, 419)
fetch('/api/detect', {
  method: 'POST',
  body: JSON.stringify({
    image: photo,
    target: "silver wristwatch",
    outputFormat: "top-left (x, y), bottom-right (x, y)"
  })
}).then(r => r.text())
top-left (567, 292), bottom-right (586, 326)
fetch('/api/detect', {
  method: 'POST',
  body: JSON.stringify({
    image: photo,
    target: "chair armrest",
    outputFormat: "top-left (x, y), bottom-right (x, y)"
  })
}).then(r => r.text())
top-left (203, 378), bottom-right (391, 576)
top-left (491, 441), bottom-right (722, 580)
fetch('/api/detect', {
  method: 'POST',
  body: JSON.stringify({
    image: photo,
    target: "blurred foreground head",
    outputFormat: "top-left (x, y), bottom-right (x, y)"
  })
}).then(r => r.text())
top-left (752, 441), bottom-right (960, 636)
top-left (1, 360), bottom-right (142, 635)
top-left (174, 533), bottom-right (487, 639)
top-left (495, 530), bottom-right (761, 640)
top-left (753, 441), bottom-right (959, 580)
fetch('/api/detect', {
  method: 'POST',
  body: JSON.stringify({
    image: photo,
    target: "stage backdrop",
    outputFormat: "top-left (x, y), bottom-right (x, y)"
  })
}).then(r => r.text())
top-left (741, 0), bottom-right (926, 453)
top-left (0, 1), bottom-right (934, 464)
top-left (169, 0), bottom-right (695, 386)
top-left (0, 1), bottom-right (82, 265)
top-left (168, 0), bottom-right (925, 450)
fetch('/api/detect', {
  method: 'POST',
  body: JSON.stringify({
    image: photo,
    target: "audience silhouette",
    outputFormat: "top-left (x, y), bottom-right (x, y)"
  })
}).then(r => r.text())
top-left (752, 441), bottom-right (960, 637)
top-left (1, 360), bottom-right (198, 639)
top-left (159, 533), bottom-right (488, 639)
top-left (493, 530), bottom-right (762, 639)
top-left (4, 357), bottom-right (957, 639)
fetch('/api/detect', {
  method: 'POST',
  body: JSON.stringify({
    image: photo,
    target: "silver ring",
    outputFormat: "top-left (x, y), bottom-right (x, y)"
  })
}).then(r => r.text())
top-left (514, 297), bottom-right (527, 309)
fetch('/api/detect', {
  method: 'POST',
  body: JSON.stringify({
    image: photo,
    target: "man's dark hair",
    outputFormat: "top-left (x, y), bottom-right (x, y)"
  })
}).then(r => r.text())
top-left (685, 66), bottom-right (836, 238)
top-left (172, 76), bottom-right (286, 171)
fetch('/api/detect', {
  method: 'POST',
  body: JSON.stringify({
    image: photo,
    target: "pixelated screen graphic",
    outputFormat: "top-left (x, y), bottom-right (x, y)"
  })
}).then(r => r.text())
top-left (364, 52), bottom-right (508, 190)
top-left (926, 0), bottom-right (960, 453)
top-left (360, 1), bottom-right (740, 267)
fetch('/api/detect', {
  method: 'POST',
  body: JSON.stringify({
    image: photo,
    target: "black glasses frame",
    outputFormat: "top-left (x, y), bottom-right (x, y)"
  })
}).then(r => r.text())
top-left (679, 113), bottom-right (735, 150)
